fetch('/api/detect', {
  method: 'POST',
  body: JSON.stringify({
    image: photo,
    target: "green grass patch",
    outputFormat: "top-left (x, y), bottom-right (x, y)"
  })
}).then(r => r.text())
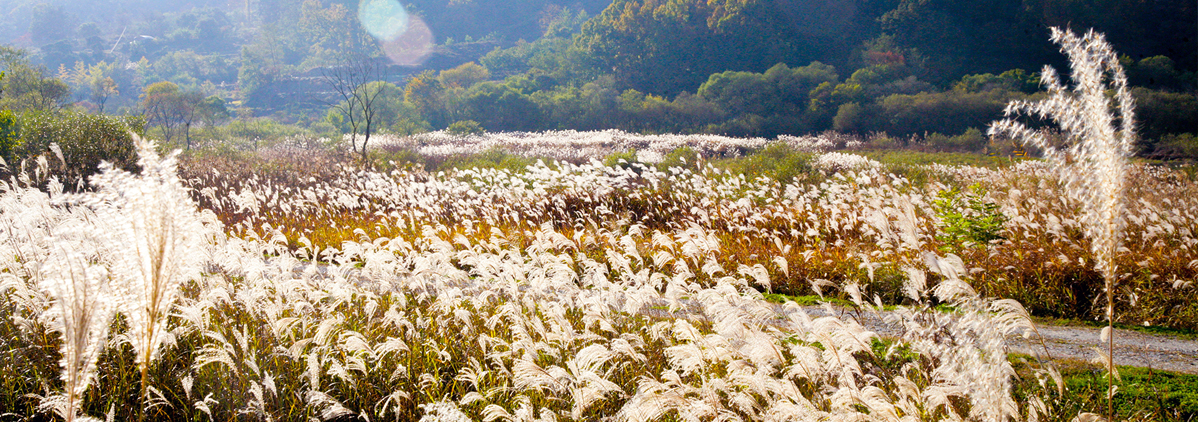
top-left (373, 146), bottom-right (558, 174)
top-left (856, 149), bottom-right (1020, 168)
top-left (1012, 356), bottom-right (1198, 421)
top-left (763, 292), bottom-right (856, 308)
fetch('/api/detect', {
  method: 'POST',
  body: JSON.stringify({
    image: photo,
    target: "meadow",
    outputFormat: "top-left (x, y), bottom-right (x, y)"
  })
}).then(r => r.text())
top-left (0, 28), bottom-right (1194, 422)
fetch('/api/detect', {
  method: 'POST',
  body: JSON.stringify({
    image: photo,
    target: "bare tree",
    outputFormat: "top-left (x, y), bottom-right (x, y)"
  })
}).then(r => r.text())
top-left (91, 77), bottom-right (118, 114)
top-left (178, 90), bottom-right (204, 150)
top-left (322, 56), bottom-right (388, 159)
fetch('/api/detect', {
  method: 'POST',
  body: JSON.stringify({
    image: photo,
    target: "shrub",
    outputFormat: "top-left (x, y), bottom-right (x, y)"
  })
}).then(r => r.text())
top-left (440, 147), bottom-right (538, 173)
top-left (1133, 88), bottom-right (1198, 142)
top-left (832, 102), bottom-right (863, 133)
top-left (308, 120), bottom-right (340, 141)
top-left (1152, 133), bottom-right (1198, 159)
top-left (446, 120), bottom-right (485, 136)
top-left (223, 118), bottom-right (306, 144)
top-left (933, 183), bottom-right (1007, 251)
top-left (16, 111), bottom-right (143, 188)
top-left (865, 131), bottom-right (901, 149)
top-left (602, 149), bottom-right (639, 169)
top-left (0, 109), bottom-right (18, 166)
top-left (876, 90), bottom-right (1013, 137)
top-left (712, 143), bottom-right (814, 183)
top-left (949, 127), bottom-right (988, 151)
top-left (655, 146), bottom-right (700, 172)
top-left (923, 128), bottom-right (988, 152)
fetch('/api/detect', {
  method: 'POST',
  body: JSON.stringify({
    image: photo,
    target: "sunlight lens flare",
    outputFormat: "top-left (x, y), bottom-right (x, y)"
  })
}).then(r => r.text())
top-left (380, 15), bottom-right (433, 66)
top-left (358, 0), bottom-right (409, 41)
top-left (358, 0), bottom-right (434, 66)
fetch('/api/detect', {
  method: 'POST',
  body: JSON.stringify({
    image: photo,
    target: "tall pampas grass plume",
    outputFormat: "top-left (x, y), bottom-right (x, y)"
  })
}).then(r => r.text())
top-left (38, 240), bottom-right (116, 422)
top-left (80, 134), bottom-right (212, 403)
top-left (35, 133), bottom-right (214, 419)
top-left (988, 27), bottom-right (1135, 419)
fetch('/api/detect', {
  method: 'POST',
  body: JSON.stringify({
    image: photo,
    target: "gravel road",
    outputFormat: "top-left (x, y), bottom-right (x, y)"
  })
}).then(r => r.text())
top-left (1010, 324), bottom-right (1198, 374)
top-left (797, 305), bottom-right (1198, 374)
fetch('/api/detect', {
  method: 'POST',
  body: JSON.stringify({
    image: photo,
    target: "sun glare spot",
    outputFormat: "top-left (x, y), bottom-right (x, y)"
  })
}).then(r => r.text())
top-left (380, 15), bottom-right (434, 66)
top-left (358, 0), bottom-right (409, 40)
top-left (359, 0), bottom-right (434, 66)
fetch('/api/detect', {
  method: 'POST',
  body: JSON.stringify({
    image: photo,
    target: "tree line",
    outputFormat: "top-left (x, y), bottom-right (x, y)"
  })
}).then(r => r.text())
top-left (2, 0), bottom-right (1195, 158)
top-left (307, 0), bottom-right (1195, 156)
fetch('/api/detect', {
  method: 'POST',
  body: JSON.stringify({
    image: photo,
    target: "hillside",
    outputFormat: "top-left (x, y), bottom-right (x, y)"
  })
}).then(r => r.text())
top-left (0, 0), bottom-right (1193, 154)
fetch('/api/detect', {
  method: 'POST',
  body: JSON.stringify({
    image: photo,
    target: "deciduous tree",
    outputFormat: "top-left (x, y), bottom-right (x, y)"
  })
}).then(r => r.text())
top-left (323, 56), bottom-right (388, 159)
top-left (140, 82), bottom-right (205, 147)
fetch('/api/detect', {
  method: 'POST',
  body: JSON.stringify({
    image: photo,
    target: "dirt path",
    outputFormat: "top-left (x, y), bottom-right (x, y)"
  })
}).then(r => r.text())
top-left (797, 305), bottom-right (1198, 374)
top-left (1009, 324), bottom-right (1198, 374)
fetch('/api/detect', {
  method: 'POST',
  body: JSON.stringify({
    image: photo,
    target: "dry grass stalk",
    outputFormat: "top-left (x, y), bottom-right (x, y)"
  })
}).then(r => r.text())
top-left (989, 27), bottom-right (1135, 419)
top-left (79, 135), bottom-right (209, 405)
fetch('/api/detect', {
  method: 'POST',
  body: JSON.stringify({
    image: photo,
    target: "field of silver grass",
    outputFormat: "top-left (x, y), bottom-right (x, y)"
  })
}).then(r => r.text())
top-left (350, 129), bottom-right (860, 163)
top-left (2, 136), bottom-right (1072, 421)
top-left (0, 28), bottom-right (1194, 421)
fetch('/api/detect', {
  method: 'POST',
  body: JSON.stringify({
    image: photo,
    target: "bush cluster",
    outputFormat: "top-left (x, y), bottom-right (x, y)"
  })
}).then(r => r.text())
top-left (7, 110), bottom-right (143, 189)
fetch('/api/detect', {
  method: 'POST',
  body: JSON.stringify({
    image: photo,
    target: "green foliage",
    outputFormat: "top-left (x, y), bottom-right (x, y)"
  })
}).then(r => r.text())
top-left (527, 77), bottom-right (623, 131)
top-left (459, 82), bottom-right (542, 131)
top-left (613, 89), bottom-right (723, 134)
top-left (197, 96), bottom-right (230, 127)
top-left (1132, 88), bottom-right (1198, 143)
top-left (575, 0), bottom-right (847, 96)
top-left (0, 55), bottom-right (71, 112)
top-left (149, 51), bottom-right (238, 88)
top-left (602, 149), bottom-right (639, 170)
top-left (688, 62), bottom-right (840, 136)
top-left (955, 69), bottom-right (1039, 93)
top-left (139, 81), bottom-right (206, 147)
top-left (833, 102), bottom-right (864, 133)
top-left (439, 147), bottom-right (538, 173)
top-left (446, 120), bottom-right (484, 136)
top-left (922, 128), bottom-right (988, 152)
top-left (933, 183), bottom-right (1007, 251)
top-left (858, 149), bottom-right (1010, 168)
top-left (711, 143), bottom-right (814, 183)
top-left (807, 81), bottom-right (863, 114)
top-left (222, 118), bottom-right (307, 145)
top-left (1128, 55), bottom-right (1194, 91)
top-left (405, 70), bottom-right (447, 127)
top-left (6, 0), bottom-right (1192, 148)
top-left (655, 146), bottom-right (700, 172)
top-left (698, 62), bottom-right (838, 119)
top-left (0, 110), bottom-right (19, 165)
top-left (762, 293), bottom-right (855, 308)
top-left (879, 0), bottom-right (1196, 85)
top-left (326, 81), bottom-right (426, 138)
top-left (29, 3), bottom-right (74, 46)
top-left (1012, 358), bottom-right (1198, 422)
top-left (15, 110), bottom-right (143, 188)
top-left (308, 120), bottom-right (341, 141)
top-left (438, 62), bottom-right (490, 89)
top-left (1151, 133), bottom-right (1198, 160)
top-left (236, 46), bottom-right (282, 108)
top-left (870, 90), bottom-right (1016, 137)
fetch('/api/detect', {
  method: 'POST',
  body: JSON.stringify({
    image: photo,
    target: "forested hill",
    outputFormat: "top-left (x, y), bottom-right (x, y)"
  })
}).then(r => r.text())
top-left (0, 0), bottom-right (1194, 153)
top-left (576, 0), bottom-right (1195, 95)
top-left (7, 0), bottom-right (1194, 84)
top-left (0, 0), bottom-right (611, 48)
